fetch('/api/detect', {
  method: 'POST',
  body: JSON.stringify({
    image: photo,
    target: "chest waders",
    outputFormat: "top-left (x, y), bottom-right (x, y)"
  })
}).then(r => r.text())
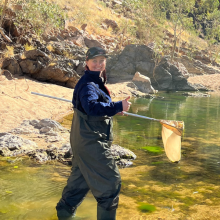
top-left (56, 83), bottom-right (121, 220)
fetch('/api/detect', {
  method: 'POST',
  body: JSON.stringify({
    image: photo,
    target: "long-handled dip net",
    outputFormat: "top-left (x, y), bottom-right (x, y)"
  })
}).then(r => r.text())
top-left (124, 112), bottom-right (184, 163)
top-left (31, 92), bottom-right (184, 163)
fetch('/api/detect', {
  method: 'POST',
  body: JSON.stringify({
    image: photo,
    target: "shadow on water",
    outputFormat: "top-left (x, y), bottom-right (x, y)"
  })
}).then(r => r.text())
top-left (2, 92), bottom-right (220, 219)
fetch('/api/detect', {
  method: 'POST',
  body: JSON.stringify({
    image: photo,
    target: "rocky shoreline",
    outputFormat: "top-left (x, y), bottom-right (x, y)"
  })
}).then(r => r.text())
top-left (0, 118), bottom-right (137, 168)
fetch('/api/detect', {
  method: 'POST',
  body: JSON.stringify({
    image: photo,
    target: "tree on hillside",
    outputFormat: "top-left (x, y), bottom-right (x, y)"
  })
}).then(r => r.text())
top-left (192, 0), bottom-right (220, 64)
top-left (123, 0), bottom-right (164, 44)
top-left (192, 0), bottom-right (220, 38)
top-left (0, 0), bottom-right (8, 28)
top-left (205, 9), bottom-right (220, 64)
top-left (156, 0), bottom-right (195, 62)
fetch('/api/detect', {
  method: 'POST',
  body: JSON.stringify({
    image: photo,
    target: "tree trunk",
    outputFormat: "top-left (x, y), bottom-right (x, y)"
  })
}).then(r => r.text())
top-left (171, 27), bottom-right (177, 62)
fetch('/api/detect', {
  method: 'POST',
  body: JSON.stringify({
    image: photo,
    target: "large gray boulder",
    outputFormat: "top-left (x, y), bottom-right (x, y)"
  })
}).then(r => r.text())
top-left (0, 133), bottom-right (37, 156)
top-left (2, 58), bottom-right (23, 75)
top-left (107, 44), bottom-right (196, 91)
top-left (132, 72), bottom-right (156, 94)
top-left (35, 63), bottom-right (80, 88)
top-left (84, 37), bottom-right (104, 48)
top-left (19, 49), bottom-right (80, 88)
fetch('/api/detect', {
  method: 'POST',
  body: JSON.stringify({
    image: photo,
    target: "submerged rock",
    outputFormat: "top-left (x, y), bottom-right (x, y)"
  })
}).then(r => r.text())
top-left (110, 144), bottom-right (136, 160)
top-left (116, 159), bottom-right (133, 168)
top-left (182, 92), bottom-right (210, 97)
top-left (56, 144), bottom-right (137, 168)
top-left (28, 149), bottom-right (49, 163)
top-left (110, 144), bottom-right (137, 168)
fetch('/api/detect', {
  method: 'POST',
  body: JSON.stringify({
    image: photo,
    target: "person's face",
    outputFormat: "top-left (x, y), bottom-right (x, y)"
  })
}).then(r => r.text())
top-left (86, 56), bottom-right (106, 72)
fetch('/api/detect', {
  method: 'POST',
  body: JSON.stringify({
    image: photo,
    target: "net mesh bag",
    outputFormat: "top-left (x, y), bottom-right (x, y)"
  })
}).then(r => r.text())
top-left (160, 120), bottom-right (184, 162)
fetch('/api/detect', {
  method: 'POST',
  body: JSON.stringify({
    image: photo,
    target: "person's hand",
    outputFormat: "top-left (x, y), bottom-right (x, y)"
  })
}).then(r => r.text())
top-left (122, 96), bottom-right (131, 112)
top-left (117, 112), bottom-right (124, 115)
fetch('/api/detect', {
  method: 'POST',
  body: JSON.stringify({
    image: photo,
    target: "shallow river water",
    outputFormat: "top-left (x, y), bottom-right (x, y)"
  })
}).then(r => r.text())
top-left (1, 92), bottom-right (220, 220)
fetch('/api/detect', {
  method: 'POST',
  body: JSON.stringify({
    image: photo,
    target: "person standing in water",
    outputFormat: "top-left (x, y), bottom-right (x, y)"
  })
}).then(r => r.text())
top-left (56, 47), bottom-right (131, 220)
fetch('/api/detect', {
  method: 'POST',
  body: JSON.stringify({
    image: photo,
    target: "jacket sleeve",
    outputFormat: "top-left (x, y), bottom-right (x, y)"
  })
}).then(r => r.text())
top-left (79, 83), bottom-right (123, 116)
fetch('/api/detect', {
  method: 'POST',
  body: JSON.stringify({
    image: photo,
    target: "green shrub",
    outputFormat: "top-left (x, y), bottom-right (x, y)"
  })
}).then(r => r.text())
top-left (15, 0), bottom-right (66, 35)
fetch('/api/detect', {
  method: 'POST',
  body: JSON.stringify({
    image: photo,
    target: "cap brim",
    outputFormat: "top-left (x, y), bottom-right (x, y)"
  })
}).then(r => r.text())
top-left (91, 54), bottom-right (108, 59)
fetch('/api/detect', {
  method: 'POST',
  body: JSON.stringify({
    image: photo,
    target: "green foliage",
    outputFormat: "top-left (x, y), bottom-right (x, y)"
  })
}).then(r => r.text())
top-left (194, 0), bottom-right (220, 41)
top-left (15, 0), bottom-right (66, 35)
top-left (138, 203), bottom-right (156, 213)
top-left (97, 0), bottom-right (107, 8)
top-left (121, 0), bottom-right (165, 44)
top-left (206, 9), bottom-right (220, 42)
top-left (156, 0), bottom-right (195, 61)
top-left (118, 18), bottom-right (137, 40)
top-left (0, 6), bottom-right (3, 16)
top-left (195, 0), bottom-right (219, 14)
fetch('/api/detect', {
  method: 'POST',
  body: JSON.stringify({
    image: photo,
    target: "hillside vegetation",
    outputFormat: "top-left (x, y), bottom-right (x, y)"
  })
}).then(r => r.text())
top-left (1, 0), bottom-right (220, 63)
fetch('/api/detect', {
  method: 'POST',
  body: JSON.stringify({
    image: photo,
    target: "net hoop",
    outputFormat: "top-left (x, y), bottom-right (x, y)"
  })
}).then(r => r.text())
top-left (160, 120), bottom-right (184, 136)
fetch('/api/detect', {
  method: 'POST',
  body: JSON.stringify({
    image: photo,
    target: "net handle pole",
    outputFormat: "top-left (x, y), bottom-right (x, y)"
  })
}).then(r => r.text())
top-left (123, 112), bottom-right (159, 121)
top-left (31, 92), bottom-right (159, 121)
top-left (31, 92), bottom-right (72, 103)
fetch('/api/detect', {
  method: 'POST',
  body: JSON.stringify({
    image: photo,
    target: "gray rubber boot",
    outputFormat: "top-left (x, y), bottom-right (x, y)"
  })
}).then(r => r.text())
top-left (97, 206), bottom-right (116, 220)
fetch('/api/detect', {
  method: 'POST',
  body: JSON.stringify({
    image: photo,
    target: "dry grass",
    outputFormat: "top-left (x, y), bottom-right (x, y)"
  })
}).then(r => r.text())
top-left (49, 0), bottom-right (133, 37)
top-left (46, 44), bottom-right (54, 52)
top-left (3, 0), bottom-right (208, 50)
top-left (1, 0), bottom-right (212, 55)
top-left (24, 43), bottom-right (35, 51)
top-left (4, 46), bottom-right (14, 58)
top-left (165, 22), bottom-right (208, 51)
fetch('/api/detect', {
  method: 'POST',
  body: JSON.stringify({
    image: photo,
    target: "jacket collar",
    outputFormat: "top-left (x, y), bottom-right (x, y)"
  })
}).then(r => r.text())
top-left (85, 70), bottom-right (104, 85)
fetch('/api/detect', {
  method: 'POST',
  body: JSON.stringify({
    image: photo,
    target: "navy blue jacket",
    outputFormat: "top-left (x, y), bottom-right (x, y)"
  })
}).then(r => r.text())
top-left (72, 70), bottom-right (123, 117)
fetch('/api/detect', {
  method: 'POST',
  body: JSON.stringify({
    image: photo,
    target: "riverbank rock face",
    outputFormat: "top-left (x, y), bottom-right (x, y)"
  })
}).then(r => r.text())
top-left (132, 72), bottom-right (156, 94)
top-left (1, 8), bottom-right (220, 93)
top-left (107, 44), bottom-right (196, 91)
top-left (1, 44), bottom-right (83, 88)
top-left (176, 55), bottom-right (220, 76)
